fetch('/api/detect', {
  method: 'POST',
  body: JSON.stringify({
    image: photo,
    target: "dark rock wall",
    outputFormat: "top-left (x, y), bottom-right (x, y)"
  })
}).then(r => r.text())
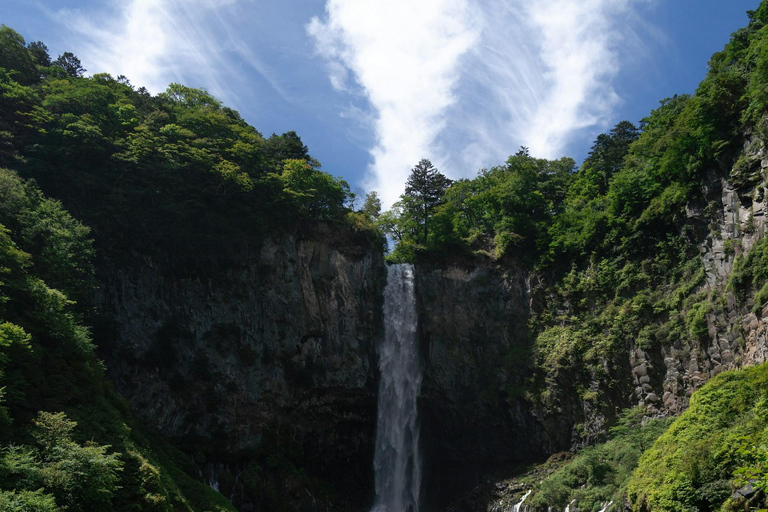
top-left (413, 264), bottom-right (550, 510)
top-left (94, 232), bottom-right (386, 507)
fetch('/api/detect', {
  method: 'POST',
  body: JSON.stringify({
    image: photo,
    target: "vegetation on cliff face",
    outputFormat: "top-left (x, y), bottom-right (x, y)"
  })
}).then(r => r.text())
top-left (0, 166), bottom-right (234, 511)
top-left (0, 169), bottom-right (231, 511)
top-left (388, 3), bottom-right (768, 510)
top-left (625, 363), bottom-right (768, 512)
top-left (525, 408), bottom-right (672, 512)
top-left (499, 364), bottom-right (768, 512)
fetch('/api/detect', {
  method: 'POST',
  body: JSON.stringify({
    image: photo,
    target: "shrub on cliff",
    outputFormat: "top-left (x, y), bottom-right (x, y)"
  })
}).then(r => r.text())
top-left (526, 408), bottom-right (671, 512)
top-left (627, 363), bottom-right (768, 512)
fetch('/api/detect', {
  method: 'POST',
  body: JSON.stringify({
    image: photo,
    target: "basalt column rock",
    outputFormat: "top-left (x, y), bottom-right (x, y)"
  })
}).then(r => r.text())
top-left (414, 263), bottom-right (551, 510)
top-left (93, 226), bottom-right (386, 507)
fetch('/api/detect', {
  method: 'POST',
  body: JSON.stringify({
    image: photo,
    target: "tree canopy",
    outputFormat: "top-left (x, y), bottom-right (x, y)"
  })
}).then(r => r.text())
top-left (0, 25), bottom-right (367, 266)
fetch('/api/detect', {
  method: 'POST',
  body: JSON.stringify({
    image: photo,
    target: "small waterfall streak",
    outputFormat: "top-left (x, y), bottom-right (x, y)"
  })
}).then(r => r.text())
top-left (514, 490), bottom-right (532, 512)
top-left (371, 264), bottom-right (422, 512)
top-left (598, 501), bottom-right (613, 512)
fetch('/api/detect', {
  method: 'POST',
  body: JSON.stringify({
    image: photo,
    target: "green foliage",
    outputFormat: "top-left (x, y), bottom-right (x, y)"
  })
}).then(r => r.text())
top-left (0, 26), bottom-right (38, 86)
top-left (733, 437), bottom-right (768, 493)
top-left (0, 30), bottom-right (369, 264)
top-left (729, 236), bottom-right (768, 309)
top-left (403, 158), bottom-right (452, 245)
top-left (0, 163), bottom-right (235, 510)
top-left (685, 301), bottom-right (710, 339)
top-left (526, 408), bottom-right (672, 511)
top-left (627, 364), bottom-right (768, 512)
top-left (0, 411), bottom-right (123, 511)
top-left (0, 489), bottom-right (60, 511)
top-left (381, 159), bottom-right (456, 261)
top-left (383, 149), bottom-right (575, 262)
top-left (53, 52), bottom-right (85, 78)
top-left (275, 159), bottom-right (351, 218)
top-left (362, 191), bottom-right (382, 221)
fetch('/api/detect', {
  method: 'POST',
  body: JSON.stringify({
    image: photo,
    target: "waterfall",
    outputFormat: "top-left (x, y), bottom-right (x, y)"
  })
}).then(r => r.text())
top-left (371, 264), bottom-right (422, 512)
top-left (514, 490), bottom-right (532, 512)
top-left (597, 501), bottom-right (613, 512)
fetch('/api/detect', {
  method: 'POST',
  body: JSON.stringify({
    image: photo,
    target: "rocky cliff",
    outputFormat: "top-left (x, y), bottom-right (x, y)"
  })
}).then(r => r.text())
top-left (92, 218), bottom-right (561, 510)
top-left (94, 224), bottom-right (386, 510)
top-left (414, 264), bottom-right (549, 508)
top-left (91, 137), bottom-right (768, 511)
top-left (627, 132), bottom-right (768, 418)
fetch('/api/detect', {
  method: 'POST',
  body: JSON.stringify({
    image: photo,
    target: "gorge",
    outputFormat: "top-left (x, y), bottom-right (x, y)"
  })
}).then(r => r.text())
top-left (4, 3), bottom-right (768, 512)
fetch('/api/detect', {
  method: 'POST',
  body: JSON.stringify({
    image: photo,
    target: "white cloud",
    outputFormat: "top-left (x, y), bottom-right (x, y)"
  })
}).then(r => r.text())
top-left (51, 0), bottom-right (282, 107)
top-left (308, 0), bottom-right (479, 207)
top-left (309, 0), bottom-right (653, 207)
top-left (523, 0), bottom-right (633, 156)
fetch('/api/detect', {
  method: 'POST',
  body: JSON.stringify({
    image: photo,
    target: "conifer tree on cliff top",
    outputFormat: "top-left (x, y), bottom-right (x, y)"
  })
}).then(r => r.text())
top-left (404, 158), bottom-right (451, 245)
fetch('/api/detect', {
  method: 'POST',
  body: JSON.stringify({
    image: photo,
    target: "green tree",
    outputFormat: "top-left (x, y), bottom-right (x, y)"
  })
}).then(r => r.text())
top-left (0, 26), bottom-right (38, 85)
top-left (362, 191), bottom-right (382, 221)
top-left (276, 159), bottom-right (352, 218)
top-left (0, 489), bottom-right (59, 511)
top-left (1, 412), bottom-right (123, 512)
top-left (264, 131), bottom-right (312, 169)
top-left (26, 42), bottom-right (50, 67)
top-left (581, 121), bottom-right (639, 195)
top-left (404, 158), bottom-right (451, 245)
top-left (53, 52), bottom-right (85, 78)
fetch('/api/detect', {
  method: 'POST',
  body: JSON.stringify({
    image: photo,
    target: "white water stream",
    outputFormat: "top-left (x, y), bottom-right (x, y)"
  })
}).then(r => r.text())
top-left (371, 264), bottom-right (422, 512)
top-left (515, 490), bottom-right (532, 512)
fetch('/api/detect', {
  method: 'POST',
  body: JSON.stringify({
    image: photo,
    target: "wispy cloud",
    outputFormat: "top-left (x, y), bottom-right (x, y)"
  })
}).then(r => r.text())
top-left (50, 0), bottom-right (284, 107)
top-left (523, 0), bottom-right (638, 155)
top-left (309, 0), bottom-right (654, 206)
top-left (308, 0), bottom-right (479, 207)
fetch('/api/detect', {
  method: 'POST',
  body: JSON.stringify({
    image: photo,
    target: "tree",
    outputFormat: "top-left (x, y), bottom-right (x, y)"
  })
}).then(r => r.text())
top-left (26, 41), bottom-right (50, 67)
top-left (277, 159), bottom-right (351, 217)
top-left (404, 159), bottom-right (451, 245)
top-left (264, 131), bottom-right (312, 170)
top-left (0, 26), bottom-right (38, 85)
top-left (582, 120), bottom-right (639, 193)
top-left (362, 191), bottom-right (382, 221)
top-left (0, 411), bottom-right (124, 512)
top-left (53, 52), bottom-right (85, 78)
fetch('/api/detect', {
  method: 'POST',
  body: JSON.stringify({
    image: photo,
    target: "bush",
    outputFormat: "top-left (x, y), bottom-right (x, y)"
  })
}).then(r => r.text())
top-left (627, 363), bottom-right (768, 512)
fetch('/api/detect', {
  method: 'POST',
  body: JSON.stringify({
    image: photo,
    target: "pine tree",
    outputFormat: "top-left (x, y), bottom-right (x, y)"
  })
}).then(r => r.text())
top-left (404, 159), bottom-right (451, 245)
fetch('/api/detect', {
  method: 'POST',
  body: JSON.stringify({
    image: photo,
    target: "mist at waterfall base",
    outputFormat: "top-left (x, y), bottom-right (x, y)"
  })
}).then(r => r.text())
top-left (371, 264), bottom-right (422, 512)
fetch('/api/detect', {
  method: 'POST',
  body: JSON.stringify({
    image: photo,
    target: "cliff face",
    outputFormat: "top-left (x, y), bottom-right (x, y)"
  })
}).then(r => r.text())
top-left (91, 139), bottom-right (768, 511)
top-left (629, 133), bottom-right (768, 418)
top-left (413, 264), bottom-right (550, 507)
top-left (94, 226), bottom-right (386, 509)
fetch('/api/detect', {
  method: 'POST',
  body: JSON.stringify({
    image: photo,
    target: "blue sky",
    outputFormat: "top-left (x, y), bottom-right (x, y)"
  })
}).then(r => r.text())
top-left (0, 0), bottom-right (760, 206)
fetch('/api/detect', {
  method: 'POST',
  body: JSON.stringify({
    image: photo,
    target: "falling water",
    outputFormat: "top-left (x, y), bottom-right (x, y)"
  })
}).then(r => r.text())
top-left (514, 490), bottom-right (532, 512)
top-left (371, 264), bottom-right (422, 512)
